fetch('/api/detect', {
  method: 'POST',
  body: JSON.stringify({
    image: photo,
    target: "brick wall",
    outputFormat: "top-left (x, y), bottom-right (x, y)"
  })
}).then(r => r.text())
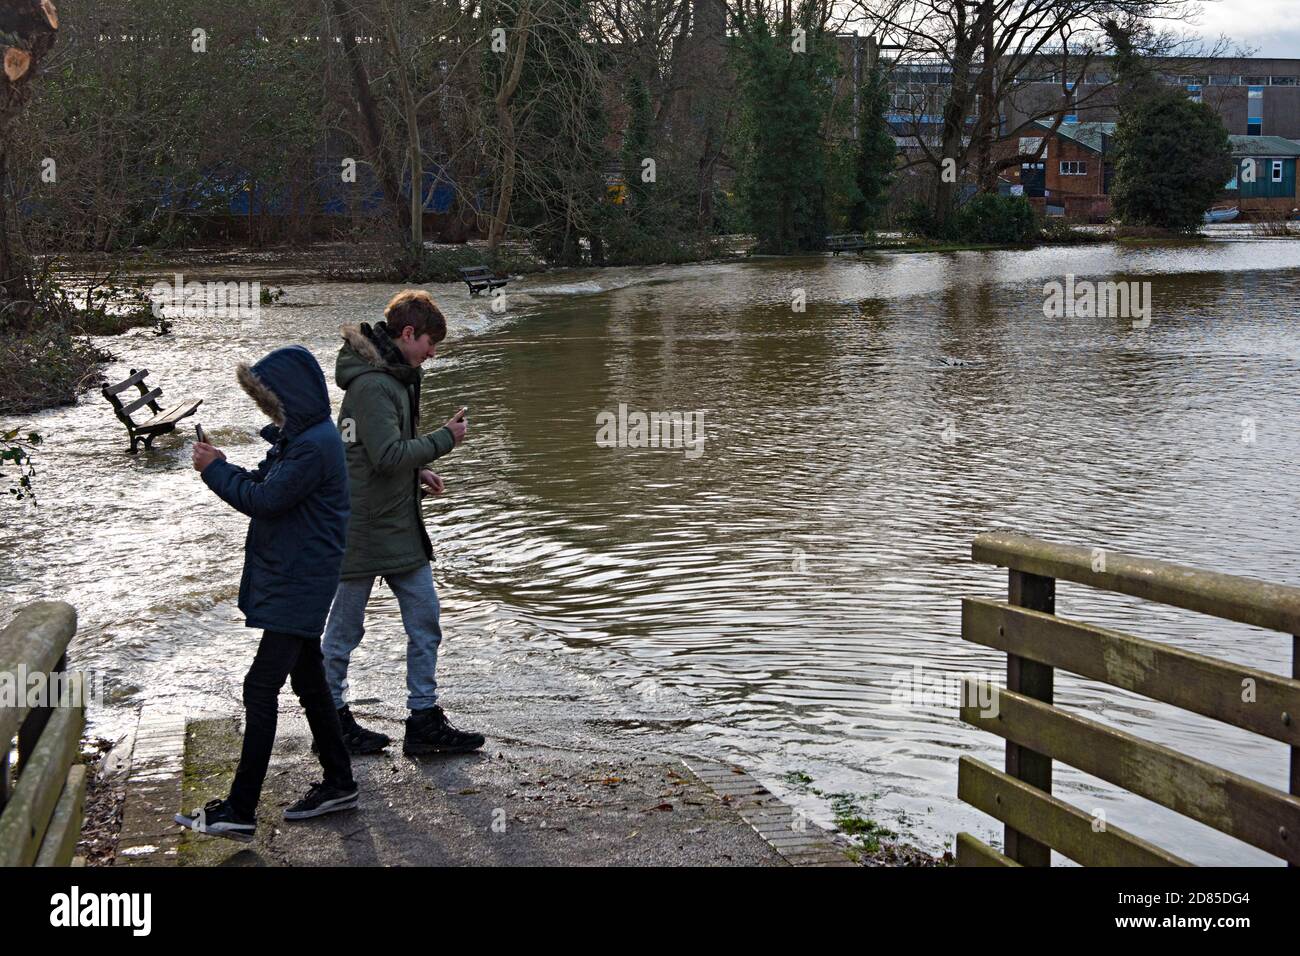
top-left (1044, 136), bottom-right (1105, 201)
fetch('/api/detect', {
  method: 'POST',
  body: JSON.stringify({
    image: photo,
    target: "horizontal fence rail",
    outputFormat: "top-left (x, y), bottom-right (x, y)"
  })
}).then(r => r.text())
top-left (0, 601), bottom-right (87, 867)
top-left (973, 532), bottom-right (1300, 635)
top-left (956, 534), bottom-right (1300, 867)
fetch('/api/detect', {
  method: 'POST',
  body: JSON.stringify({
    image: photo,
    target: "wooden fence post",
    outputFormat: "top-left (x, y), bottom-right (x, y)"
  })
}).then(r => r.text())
top-left (1005, 569), bottom-right (1055, 866)
top-left (1292, 634), bottom-right (1298, 869)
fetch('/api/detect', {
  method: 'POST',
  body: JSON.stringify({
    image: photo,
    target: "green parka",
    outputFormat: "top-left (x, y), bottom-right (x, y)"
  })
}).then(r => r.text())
top-left (335, 323), bottom-right (455, 580)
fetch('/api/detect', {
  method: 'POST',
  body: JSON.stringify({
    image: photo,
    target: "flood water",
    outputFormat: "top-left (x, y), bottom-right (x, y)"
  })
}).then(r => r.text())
top-left (6, 240), bottom-right (1300, 864)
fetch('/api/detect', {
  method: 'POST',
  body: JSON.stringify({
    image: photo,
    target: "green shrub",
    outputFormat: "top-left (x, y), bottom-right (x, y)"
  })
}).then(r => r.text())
top-left (899, 199), bottom-right (953, 241)
top-left (955, 194), bottom-right (1037, 244)
top-left (2, 429), bottom-right (43, 500)
top-left (378, 244), bottom-right (543, 284)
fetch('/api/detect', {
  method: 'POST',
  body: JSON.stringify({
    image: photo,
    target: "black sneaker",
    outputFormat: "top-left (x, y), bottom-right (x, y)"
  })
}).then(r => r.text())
top-left (403, 705), bottom-right (485, 756)
top-left (312, 706), bottom-right (391, 756)
top-left (174, 798), bottom-right (256, 843)
top-left (283, 781), bottom-right (360, 821)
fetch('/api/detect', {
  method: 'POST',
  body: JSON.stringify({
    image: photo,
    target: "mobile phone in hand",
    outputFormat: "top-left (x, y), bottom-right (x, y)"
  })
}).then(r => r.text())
top-left (195, 423), bottom-right (209, 444)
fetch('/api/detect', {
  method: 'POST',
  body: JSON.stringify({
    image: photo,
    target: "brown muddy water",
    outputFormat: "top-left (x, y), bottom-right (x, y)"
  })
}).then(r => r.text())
top-left (5, 240), bottom-right (1300, 863)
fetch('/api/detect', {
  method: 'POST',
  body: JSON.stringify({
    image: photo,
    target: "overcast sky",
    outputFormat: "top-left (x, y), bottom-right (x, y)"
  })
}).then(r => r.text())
top-left (1197, 1), bottom-right (1300, 58)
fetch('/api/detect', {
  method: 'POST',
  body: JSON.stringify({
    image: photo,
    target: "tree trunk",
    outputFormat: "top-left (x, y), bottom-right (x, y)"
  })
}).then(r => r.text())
top-left (935, 22), bottom-right (978, 234)
top-left (488, 3), bottom-right (532, 249)
top-left (330, 0), bottom-right (410, 241)
top-left (975, 0), bottom-right (997, 193)
top-left (0, 0), bottom-right (58, 308)
top-left (382, 0), bottom-right (423, 251)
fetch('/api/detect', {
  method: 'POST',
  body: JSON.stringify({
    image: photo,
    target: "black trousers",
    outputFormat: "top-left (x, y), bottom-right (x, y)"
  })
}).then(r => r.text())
top-left (227, 630), bottom-right (354, 819)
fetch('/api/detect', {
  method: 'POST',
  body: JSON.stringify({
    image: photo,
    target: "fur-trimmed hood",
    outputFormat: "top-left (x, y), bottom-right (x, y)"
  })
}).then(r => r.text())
top-left (340, 323), bottom-right (387, 369)
top-left (337, 322), bottom-right (418, 390)
top-left (237, 345), bottom-right (332, 440)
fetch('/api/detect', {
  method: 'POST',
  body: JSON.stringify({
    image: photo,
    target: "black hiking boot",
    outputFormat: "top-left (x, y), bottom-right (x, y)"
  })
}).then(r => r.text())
top-left (403, 705), bottom-right (485, 756)
top-left (312, 705), bottom-right (390, 756)
top-left (283, 780), bottom-right (360, 821)
top-left (175, 798), bottom-right (256, 843)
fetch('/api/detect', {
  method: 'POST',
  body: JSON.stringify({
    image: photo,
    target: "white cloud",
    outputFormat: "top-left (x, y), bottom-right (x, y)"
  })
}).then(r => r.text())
top-left (1195, 1), bottom-right (1300, 57)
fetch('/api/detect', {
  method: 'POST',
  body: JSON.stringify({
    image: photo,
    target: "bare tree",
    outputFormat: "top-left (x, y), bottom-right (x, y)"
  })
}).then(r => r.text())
top-left (864, 0), bottom-right (1218, 228)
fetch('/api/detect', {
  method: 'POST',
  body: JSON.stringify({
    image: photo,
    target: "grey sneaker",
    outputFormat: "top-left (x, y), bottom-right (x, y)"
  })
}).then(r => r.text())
top-left (283, 781), bottom-right (359, 821)
top-left (175, 799), bottom-right (256, 843)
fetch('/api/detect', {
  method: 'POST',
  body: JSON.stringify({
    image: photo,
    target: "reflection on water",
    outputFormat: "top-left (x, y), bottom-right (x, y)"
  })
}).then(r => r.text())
top-left (6, 241), bottom-right (1300, 864)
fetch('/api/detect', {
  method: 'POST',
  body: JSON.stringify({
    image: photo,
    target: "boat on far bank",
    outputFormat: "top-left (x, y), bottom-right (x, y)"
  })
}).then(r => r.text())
top-left (1203, 205), bottom-right (1240, 224)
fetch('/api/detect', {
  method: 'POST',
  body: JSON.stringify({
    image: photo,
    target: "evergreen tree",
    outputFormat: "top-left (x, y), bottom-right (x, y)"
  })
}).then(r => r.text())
top-left (847, 66), bottom-right (896, 233)
top-left (1110, 89), bottom-right (1234, 232)
top-left (622, 73), bottom-right (654, 213)
top-left (731, 5), bottom-right (839, 254)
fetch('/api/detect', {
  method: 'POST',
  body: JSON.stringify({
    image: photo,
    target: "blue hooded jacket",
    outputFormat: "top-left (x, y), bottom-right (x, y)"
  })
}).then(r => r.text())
top-left (202, 346), bottom-right (350, 638)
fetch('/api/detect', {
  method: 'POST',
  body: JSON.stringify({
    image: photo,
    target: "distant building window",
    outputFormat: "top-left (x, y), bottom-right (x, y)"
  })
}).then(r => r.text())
top-left (1247, 85), bottom-right (1264, 135)
top-left (1273, 76), bottom-right (1298, 86)
top-left (1063, 81), bottom-right (1076, 123)
top-left (1187, 84), bottom-right (1202, 103)
top-left (1272, 160), bottom-right (1284, 182)
top-left (1060, 160), bottom-right (1088, 176)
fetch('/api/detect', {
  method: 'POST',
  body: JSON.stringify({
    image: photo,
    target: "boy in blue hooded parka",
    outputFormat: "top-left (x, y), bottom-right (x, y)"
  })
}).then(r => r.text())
top-left (176, 345), bottom-right (359, 841)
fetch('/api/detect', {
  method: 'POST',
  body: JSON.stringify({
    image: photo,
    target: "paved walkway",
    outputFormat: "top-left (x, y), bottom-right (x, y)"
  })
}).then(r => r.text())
top-left (171, 714), bottom-right (849, 866)
top-left (113, 637), bottom-right (855, 867)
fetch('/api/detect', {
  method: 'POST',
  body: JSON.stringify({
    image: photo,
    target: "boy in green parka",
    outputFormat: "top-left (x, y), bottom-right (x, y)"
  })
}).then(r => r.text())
top-left (322, 290), bottom-right (484, 756)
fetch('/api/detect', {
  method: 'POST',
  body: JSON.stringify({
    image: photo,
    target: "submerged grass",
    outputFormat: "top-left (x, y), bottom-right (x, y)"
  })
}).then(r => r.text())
top-left (782, 769), bottom-right (954, 867)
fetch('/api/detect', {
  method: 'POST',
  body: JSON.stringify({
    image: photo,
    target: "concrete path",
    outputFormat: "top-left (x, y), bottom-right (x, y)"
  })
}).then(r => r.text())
top-left (175, 714), bottom-right (849, 866)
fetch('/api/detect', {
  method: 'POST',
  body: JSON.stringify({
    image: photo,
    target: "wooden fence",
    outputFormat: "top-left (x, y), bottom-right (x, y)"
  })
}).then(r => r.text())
top-left (955, 533), bottom-right (1300, 867)
top-left (0, 601), bottom-right (87, 866)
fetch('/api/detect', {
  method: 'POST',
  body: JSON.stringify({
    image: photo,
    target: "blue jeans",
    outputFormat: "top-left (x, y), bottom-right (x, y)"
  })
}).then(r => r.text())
top-left (322, 565), bottom-right (442, 712)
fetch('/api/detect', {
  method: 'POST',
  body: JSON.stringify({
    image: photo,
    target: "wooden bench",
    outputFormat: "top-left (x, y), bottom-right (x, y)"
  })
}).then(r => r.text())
top-left (457, 265), bottom-right (508, 296)
top-left (955, 532), bottom-right (1300, 867)
top-left (102, 368), bottom-right (202, 453)
top-left (825, 234), bottom-right (870, 255)
top-left (0, 601), bottom-right (88, 867)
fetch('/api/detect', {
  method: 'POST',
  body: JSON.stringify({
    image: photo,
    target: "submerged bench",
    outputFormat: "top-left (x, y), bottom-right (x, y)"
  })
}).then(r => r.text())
top-left (457, 265), bottom-right (508, 296)
top-left (955, 532), bottom-right (1300, 867)
top-left (102, 368), bottom-right (202, 454)
top-left (0, 601), bottom-right (87, 867)
top-left (825, 234), bottom-right (870, 255)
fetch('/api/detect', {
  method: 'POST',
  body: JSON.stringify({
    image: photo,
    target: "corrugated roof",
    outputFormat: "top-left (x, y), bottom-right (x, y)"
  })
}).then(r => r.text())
top-left (1030, 121), bottom-right (1117, 153)
top-left (1229, 135), bottom-right (1300, 157)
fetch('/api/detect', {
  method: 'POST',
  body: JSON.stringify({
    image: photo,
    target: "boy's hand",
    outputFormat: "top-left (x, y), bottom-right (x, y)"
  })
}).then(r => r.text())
top-left (420, 470), bottom-right (444, 496)
top-left (192, 442), bottom-right (226, 473)
top-left (443, 407), bottom-right (468, 446)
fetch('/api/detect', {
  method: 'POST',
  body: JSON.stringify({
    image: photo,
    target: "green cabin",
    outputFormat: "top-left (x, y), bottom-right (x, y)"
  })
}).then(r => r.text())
top-left (1226, 135), bottom-right (1300, 199)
